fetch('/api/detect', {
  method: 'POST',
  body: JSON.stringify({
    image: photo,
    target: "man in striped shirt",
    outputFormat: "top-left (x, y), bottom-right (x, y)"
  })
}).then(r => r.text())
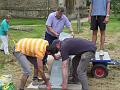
top-left (13, 38), bottom-right (58, 90)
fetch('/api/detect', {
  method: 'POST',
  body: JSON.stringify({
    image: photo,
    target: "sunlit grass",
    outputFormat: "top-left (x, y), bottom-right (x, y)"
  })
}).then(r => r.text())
top-left (0, 15), bottom-right (120, 71)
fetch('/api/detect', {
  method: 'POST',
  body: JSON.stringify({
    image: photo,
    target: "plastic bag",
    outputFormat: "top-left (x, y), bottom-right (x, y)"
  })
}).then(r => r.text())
top-left (0, 75), bottom-right (14, 90)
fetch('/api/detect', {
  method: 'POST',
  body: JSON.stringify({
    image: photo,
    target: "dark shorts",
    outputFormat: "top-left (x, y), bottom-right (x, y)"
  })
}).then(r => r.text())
top-left (90, 16), bottom-right (106, 31)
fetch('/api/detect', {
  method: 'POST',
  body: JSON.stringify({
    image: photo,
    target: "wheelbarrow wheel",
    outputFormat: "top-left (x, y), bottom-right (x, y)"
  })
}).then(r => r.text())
top-left (91, 64), bottom-right (108, 78)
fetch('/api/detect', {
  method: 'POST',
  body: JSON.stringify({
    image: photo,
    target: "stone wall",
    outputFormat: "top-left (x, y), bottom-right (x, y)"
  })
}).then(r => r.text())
top-left (65, 0), bottom-right (88, 19)
top-left (0, 0), bottom-right (88, 19)
top-left (0, 0), bottom-right (49, 18)
top-left (49, 0), bottom-right (58, 11)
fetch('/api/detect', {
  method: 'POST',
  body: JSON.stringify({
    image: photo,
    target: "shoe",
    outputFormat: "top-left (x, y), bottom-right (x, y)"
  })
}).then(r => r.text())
top-left (0, 49), bottom-right (4, 52)
top-left (68, 78), bottom-right (80, 84)
top-left (32, 79), bottom-right (40, 86)
top-left (99, 50), bottom-right (104, 56)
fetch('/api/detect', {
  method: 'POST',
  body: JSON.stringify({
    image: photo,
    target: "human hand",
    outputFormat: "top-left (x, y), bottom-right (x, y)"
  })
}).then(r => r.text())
top-left (46, 82), bottom-right (51, 90)
top-left (55, 33), bottom-right (59, 38)
top-left (71, 31), bottom-right (74, 38)
top-left (88, 16), bottom-right (91, 23)
top-left (61, 83), bottom-right (67, 90)
top-left (103, 16), bottom-right (109, 24)
top-left (54, 55), bottom-right (61, 60)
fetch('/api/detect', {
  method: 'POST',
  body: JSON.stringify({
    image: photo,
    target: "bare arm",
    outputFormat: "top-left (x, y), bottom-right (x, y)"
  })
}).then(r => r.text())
top-left (69, 26), bottom-right (74, 37)
top-left (37, 58), bottom-right (51, 89)
top-left (104, 0), bottom-right (110, 24)
top-left (88, 3), bottom-right (92, 17)
top-left (61, 59), bottom-right (69, 90)
top-left (106, 0), bottom-right (110, 16)
top-left (88, 3), bottom-right (92, 23)
top-left (46, 25), bottom-right (59, 37)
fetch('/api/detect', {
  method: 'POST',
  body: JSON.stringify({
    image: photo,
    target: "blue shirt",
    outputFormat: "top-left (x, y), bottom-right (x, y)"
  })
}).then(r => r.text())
top-left (46, 12), bottom-right (71, 36)
top-left (0, 19), bottom-right (10, 35)
top-left (91, 0), bottom-right (110, 16)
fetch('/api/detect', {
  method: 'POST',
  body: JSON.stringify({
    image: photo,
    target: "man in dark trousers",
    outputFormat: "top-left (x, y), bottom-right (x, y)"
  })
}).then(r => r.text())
top-left (51, 38), bottom-right (96, 90)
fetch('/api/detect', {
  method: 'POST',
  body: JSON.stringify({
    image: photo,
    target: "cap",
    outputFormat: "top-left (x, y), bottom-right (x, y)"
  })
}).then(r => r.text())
top-left (51, 39), bottom-right (60, 47)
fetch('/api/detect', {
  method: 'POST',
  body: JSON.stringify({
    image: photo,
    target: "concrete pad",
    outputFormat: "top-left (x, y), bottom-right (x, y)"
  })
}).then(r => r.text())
top-left (27, 82), bottom-right (82, 90)
top-left (95, 52), bottom-right (111, 60)
top-left (27, 60), bottom-right (82, 90)
top-left (50, 60), bottom-right (62, 87)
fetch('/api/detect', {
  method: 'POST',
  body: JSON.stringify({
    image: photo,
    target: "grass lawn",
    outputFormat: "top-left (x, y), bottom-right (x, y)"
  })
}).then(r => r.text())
top-left (0, 16), bottom-right (120, 90)
top-left (0, 16), bottom-right (120, 71)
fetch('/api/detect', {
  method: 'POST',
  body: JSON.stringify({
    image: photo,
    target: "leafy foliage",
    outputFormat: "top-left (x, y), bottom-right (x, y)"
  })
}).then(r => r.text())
top-left (111, 0), bottom-right (120, 16)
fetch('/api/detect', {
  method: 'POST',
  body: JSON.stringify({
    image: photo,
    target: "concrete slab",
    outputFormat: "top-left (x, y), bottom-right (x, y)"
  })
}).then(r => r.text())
top-left (27, 83), bottom-right (82, 90)
top-left (50, 60), bottom-right (62, 87)
top-left (95, 52), bottom-right (111, 60)
top-left (27, 60), bottom-right (82, 90)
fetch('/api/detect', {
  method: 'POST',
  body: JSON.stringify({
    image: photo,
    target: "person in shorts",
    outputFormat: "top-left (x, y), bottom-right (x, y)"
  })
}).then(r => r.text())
top-left (88, 0), bottom-right (110, 55)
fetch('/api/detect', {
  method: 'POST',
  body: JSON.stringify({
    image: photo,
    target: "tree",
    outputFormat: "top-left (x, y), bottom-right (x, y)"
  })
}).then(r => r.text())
top-left (111, 0), bottom-right (120, 16)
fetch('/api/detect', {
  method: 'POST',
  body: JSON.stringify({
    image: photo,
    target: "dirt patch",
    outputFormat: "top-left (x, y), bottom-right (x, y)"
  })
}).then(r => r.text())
top-left (79, 28), bottom-right (120, 90)
top-left (0, 29), bottom-right (120, 90)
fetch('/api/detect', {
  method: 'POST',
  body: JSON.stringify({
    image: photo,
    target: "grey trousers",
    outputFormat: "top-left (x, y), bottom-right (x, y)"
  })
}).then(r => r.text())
top-left (13, 52), bottom-right (38, 76)
top-left (72, 52), bottom-right (95, 90)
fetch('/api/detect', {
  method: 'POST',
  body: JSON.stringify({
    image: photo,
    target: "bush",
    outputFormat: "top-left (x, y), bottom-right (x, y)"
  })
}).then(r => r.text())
top-left (111, 0), bottom-right (120, 17)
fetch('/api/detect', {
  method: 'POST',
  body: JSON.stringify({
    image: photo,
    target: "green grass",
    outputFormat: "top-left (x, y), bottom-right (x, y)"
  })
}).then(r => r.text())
top-left (6, 16), bottom-right (120, 52)
top-left (0, 64), bottom-right (4, 70)
top-left (9, 18), bottom-right (47, 42)
top-left (0, 16), bottom-right (120, 71)
top-left (107, 17), bottom-right (120, 33)
top-left (10, 18), bottom-right (46, 25)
